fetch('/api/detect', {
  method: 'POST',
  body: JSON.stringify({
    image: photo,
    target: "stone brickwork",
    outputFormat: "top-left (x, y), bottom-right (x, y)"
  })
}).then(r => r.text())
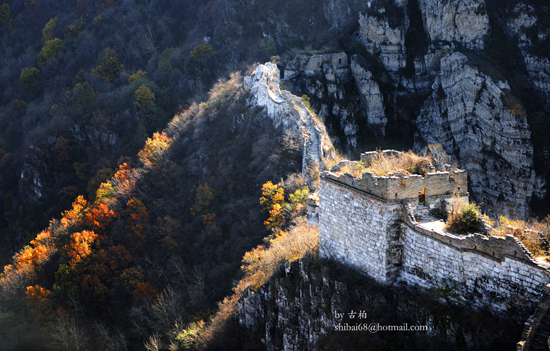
top-left (319, 178), bottom-right (401, 284)
top-left (401, 207), bottom-right (549, 310)
top-left (318, 163), bottom-right (550, 310)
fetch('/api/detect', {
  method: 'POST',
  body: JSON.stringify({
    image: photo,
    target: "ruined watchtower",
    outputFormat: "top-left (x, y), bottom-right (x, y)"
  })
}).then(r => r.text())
top-left (316, 150), bottom-right (550, 311)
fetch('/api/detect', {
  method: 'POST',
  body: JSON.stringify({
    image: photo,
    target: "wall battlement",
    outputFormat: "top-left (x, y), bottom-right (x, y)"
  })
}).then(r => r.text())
top-left (402, 203), bottom-right (537, 267)
top-left (323, 169), bottom-right (467, 203)
top-left (318, 154), bottom-right (550, 312)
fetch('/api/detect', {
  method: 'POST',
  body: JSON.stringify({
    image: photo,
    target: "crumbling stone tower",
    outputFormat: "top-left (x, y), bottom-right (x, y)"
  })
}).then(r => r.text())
top-left (316, 150), bottom-right (549, 311)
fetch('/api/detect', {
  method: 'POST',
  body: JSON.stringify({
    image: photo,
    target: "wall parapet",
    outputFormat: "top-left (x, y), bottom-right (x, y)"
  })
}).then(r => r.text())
top-left (322, 165), bottom-right (467, 204)
top-left (402, 203), bottom-right (539, 268)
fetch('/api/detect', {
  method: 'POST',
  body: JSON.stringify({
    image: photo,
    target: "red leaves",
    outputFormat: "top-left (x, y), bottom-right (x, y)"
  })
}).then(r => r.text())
top-left (85, 203), bottom-right (117, 231)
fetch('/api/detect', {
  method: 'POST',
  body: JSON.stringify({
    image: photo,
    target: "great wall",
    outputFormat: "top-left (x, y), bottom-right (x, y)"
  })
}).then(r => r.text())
top-left (309, 151), bottom-right (550, 316)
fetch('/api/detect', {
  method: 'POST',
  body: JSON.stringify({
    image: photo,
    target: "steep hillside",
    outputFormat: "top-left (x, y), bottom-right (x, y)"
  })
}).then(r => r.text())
top-left (0, 70), bottom-right (315, 350)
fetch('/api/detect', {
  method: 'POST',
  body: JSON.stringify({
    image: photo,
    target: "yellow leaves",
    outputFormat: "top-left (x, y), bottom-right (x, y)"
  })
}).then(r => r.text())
top-left (260, 181), bottom-right (286, 232)
top-left (264, 203), bottom-right (284, 230)
top-left (240, 220), bottom-right (319, 291)
top-left (64, 230), bottom-right (98, 268)
top-left (61, 195), bottom-right (90, 228)
top-left (138, 132), bottom-right (172, 167)
top-left (95, 182), bottom-right (115, 203)
top-left (134, 84), bottom-right (155, 108)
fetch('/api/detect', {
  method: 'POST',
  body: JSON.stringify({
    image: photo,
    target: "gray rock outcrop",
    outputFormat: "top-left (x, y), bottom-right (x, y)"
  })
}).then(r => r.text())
top-left (358, 2), bottom-right (408, 72)
top-left (418, 0), bottom-right (490, 49)
top-left (283, 52), bottom-right (359, 148)
top-left (350, 55), bottom-right (387, 135)
top-left (415, 52), bottom-right (543, 219)
top-left (507, 2), bottom-right (550, 106)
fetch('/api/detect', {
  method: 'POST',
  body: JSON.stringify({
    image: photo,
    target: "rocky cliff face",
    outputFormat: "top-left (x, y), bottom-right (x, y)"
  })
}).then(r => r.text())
top-left (238, 259), bottom-right (523, 351)
top-left (283, 52), bottom-right (360, 148)
top-left (245, 63), bottom-right (335, 171)
top-left (281, 0), bottom-right (550, 218)
top-left (358, 2), bottom-right (408, 72)
top-left (418, 0), bottom-right (490, 49)
top-left (415, 52), bottom-right (543, 218)
top-left (507, 2), bottom-right (550, 107)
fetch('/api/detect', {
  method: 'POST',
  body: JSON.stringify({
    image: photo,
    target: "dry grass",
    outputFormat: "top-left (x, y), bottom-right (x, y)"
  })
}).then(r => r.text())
top-left (363, 151), bottom-right (432, 176)
top-left (492, 216), bottom-right (549, 256)
top-left (339, 161), bottom-right (366, 178)
top-left (179, 218), bottom-right (319, 350)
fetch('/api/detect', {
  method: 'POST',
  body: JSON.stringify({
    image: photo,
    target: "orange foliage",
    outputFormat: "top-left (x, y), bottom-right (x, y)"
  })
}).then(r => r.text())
top-left (0, 232), bottom-right (57, 297)
top-left (26, 285), bottom-right (53, 317)
top-left (85, 203), bottom-right (117, 231)
top-left (112, 163), bottom-right (140, 197)
top-left (61, 195), bottom-right (90, 228)
top-left (203, 213), bottom-right (216, 227)
top-left (64, 230), bottom-right (98, 268)
top-left (138, 132), bottom-right (173, 168)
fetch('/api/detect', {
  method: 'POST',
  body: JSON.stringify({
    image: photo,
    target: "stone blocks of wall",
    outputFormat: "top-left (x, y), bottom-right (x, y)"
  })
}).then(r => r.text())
top-left (400, 221), bottom-right (550, 310)
top-left (323, 167), bottom-right (467, 204)
top-left (319, 173), bottom-right (550, 312)
top-left (319, 178), bottom-right (401, 285)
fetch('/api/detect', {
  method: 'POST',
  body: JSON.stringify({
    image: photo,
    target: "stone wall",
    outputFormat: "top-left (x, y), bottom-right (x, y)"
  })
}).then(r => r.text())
top-left (319, 177), bottom-right (401, 284)
top-left (322, 167), bottom-right (467, 205)
top-left (401, 208), bottom-right (549, 310)
top-left (318, 174), bottom-right (550, 311)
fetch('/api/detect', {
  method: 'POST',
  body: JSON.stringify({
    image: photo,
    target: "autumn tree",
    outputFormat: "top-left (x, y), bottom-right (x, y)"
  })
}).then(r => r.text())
top-left (64, 230), bottom-right (98, 268)
top-left (87, 168), bottom-right (115, 201)
top-left (38, 38), bottom-right (64, 64)
top-left (26, 285), bottom-right (54, 318)
top-left (138, 132), bottom-right (172, 167)
top-left (85, 203), bottom-right (117, 232)
top-left (65, 17), bottom-right (86, 38)
top-left (20, 67), bottom-right (40, 88)
top-left (129, 70), bottom-right (148, 83)
top-left (111, 163), bottom-right (140, 197)
top-left (134, 85), bottom-right (155, 109)
top-left (260, 181), bottom-right (285, 231)
top-left (125, 197), bottom-right (149, 249)
top-left (92, 54), bottom-right (122, 81)
top-left (190, 44), bottom-right (215, 65)
top-left (60, 195), bottom-right (90, 228)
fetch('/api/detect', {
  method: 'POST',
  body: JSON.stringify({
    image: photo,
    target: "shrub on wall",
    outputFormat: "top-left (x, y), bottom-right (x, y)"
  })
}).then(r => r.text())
top-left (446, 202), bottom-right (482, 234)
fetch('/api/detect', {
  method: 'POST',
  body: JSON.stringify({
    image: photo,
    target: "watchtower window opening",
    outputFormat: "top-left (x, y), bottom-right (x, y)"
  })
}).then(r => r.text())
top-left (395, 193), bottom-right (398, 198)
top-left (419, 187), bottom-right (427, 205)
top-left (339, 58), bottom-right (342, 64)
